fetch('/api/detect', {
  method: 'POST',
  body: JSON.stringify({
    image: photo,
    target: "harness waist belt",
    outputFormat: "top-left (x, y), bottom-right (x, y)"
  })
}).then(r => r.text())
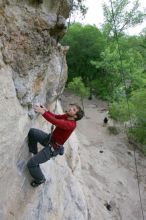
top-left (50, 144), bottom-right (64, 156)
top-left (50, 140), bottom-right (62, 150)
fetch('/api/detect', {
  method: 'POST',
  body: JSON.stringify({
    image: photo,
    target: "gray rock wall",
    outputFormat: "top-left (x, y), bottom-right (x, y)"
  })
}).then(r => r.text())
top-left (0, 1), bottom-right (88, 219)
top-left (0, 0), bottom-right (69, 113)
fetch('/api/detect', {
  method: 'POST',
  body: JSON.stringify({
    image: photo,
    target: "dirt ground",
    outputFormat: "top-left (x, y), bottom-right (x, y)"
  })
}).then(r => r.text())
top-left (61, 90), bottom-right (146, 220)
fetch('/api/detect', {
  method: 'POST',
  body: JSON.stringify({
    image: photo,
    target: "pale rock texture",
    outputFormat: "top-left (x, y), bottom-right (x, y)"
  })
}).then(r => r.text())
top-left (1, 1), bottom-right (146, 219)
top-left (0, 1), bottom-right (88, 220)
top-left (61, 91), bottom-right (146, 220)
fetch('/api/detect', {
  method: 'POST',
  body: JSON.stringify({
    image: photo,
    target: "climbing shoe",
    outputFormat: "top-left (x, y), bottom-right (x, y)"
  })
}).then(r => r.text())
top-left (31, 179), bottom-right (46, 187)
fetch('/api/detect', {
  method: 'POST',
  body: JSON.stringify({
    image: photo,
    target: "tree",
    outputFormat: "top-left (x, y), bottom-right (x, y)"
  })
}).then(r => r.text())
top-left (61, 23), bottom-right (106, 84)
top-left (71, 0), bottom-right (88, 18)
top-left (60, 0), bottom-right (146, 150)
top-left (67, 77), bottom-right (90, 112)
top-left (102, 0), bottom-right (146, 36)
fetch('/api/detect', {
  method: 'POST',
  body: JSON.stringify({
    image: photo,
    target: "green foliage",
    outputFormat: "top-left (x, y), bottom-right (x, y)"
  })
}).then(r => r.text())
top-left (60, 0), bottom-right (146, 151)
top-left (131, 89), bottom-right (146, 118)
top-left (91, 44), bottom-right (122, 99)
top-left (61, 23), bottom-right (106, 83)
top-left (89, 78), bottom-right (114, 100)
top-left (67, 77), bottom-right (90, 98)
top-left (91, 34), bottom-right (146, 100)
top-left (109, 88), bottom-right (146, 147)
top-left (102, 0), bottom-right (145, 36)
top-left (109, 100), bottom-right (132, 122)
top-left (71, 0), bottom-right (88, 18)
top-left (129, 127), bottom-right (146, 146)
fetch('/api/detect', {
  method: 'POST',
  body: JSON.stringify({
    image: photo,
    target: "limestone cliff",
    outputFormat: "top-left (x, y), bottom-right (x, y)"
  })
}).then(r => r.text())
top-left (0, 1), bottom-right (88, 219)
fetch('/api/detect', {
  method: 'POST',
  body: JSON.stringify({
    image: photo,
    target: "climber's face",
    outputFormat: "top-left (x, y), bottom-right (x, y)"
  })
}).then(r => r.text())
top-left (66, 104), bottom-right (78, 119)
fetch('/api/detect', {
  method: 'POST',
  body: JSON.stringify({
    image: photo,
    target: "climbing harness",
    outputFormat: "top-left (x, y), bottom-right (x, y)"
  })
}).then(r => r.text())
top-left (44, 0), bottom-right (75, 156)
top-left (48, 0), bottom-right (87, 123)
top-left (109, 1), bottom-right (145, 219)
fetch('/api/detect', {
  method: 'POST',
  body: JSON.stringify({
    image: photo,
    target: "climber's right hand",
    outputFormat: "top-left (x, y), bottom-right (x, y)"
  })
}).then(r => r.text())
top-left (34, 106), bottom-right (46, 115)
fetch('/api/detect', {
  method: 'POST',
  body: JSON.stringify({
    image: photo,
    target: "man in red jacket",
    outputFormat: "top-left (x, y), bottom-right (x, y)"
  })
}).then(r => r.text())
top-left (27, 103), bottom-right (84, 187)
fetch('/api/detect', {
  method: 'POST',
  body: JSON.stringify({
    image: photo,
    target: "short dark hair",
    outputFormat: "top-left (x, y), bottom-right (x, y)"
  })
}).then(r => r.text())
top-left (70, 103), bottom-right (84, 121)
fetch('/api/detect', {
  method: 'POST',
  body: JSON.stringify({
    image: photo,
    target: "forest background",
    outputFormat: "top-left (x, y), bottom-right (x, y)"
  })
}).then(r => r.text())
top-left (61, 0), bottom-right (146, 153)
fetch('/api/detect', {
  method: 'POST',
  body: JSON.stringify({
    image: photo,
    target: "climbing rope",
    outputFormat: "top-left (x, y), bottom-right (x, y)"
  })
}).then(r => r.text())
top-left (50, 51), bottom-right (65, 133)
top-left (49, 0), bottom-right (75, 135)
top-left (51, 0), bottom-right (86, 117)
top-left (109, 1), bottom-right (145, 219)
top-left (48, 0), bottom-right (86, 139)
top-left (67, 0), bottom-right (74, 28)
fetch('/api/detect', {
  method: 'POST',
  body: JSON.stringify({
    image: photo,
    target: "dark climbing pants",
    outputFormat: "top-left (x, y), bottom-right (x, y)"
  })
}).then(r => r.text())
top-left (27, 128), bottom-right (52, 183)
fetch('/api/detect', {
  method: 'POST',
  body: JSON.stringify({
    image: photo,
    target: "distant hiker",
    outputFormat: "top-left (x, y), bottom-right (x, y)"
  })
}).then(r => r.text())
top-left (103, 117), bottom-right (108, 124)
top-left (27, 103), bottom-right (84, 187)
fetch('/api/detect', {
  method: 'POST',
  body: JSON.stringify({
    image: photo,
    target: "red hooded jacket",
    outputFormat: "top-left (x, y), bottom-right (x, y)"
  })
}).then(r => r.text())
top-left (42, 111), bottom-right (76, 148)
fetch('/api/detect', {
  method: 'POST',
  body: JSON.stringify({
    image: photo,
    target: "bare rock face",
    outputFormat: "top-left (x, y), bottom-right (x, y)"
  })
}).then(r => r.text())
top-left (0, 0), bottom-right (69, 117)
top-left (0, 1), bottom-right (88, 220)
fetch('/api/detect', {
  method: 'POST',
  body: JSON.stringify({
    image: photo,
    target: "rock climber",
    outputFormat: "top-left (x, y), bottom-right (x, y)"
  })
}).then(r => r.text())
top-left (27, 103), bottom-right (84, 187)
